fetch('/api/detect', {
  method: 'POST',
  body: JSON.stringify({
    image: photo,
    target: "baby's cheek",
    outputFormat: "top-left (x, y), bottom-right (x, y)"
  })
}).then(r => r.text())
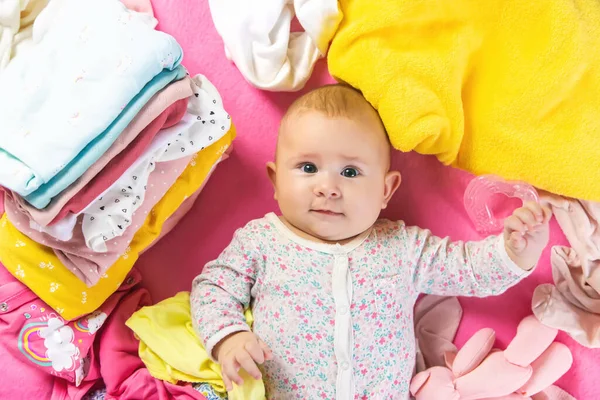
top-left (349, 190), bottom-right (384, 222)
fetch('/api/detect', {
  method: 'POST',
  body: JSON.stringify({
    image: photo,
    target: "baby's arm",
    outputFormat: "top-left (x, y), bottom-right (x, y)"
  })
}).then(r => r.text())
top-left (190, 229), bottom-right (255, 354)
top-left (396, 222), bottom-right (530, 297)
top-left (191, 223), bottom-right (272, 390)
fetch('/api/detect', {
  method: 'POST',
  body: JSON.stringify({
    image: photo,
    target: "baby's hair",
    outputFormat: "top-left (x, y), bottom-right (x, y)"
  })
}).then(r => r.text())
top-left (275, 83), bottom-right (392, 166)
top-left (282, 83), bottom-right (380, 123)
top-left (279, 83), bottom-right (390, 154)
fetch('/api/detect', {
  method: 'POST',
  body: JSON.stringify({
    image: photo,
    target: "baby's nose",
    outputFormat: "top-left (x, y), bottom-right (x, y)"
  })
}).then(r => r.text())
top-left (314, 181), bottom-right (341, 198)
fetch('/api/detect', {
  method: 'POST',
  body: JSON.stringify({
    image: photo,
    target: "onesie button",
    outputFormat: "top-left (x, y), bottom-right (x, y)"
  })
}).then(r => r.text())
top-left (0, 302), bottom-right (8, 312)
top-left (339, 306), bottom-right (348, 315)
top-left (341, 361), bottom-right (350, 370)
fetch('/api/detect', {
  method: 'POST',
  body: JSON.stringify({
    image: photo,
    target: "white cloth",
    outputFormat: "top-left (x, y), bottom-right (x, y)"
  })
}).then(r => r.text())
top-left (79, 74), bottom-right (230, 252)
top-left (208, 0), bottom-right (342, 91)
top-left (0, 0), bottom-right (182, 196)
top-left (0, 0), bottom-right (48, 70)
top-left (29, 216), bottom-right (76, 241)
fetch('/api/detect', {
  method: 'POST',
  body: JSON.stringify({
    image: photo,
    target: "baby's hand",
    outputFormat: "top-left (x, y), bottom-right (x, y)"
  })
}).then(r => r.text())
top-left (214, 331), bottom-right (273, 391)
top-left (503, 201), bottom-right (552, 270)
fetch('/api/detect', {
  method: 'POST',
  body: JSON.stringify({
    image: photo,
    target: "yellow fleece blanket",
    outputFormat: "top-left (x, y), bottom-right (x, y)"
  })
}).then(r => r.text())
top-left (328, 0), bottom-right (600, 201)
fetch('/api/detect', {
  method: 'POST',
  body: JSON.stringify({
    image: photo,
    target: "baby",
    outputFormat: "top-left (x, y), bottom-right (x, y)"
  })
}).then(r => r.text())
top-left (190, 85), bottom-right (552, 399)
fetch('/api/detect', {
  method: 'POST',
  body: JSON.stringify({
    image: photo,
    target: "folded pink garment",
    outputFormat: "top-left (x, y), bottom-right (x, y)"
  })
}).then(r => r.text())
top-left (533, 193), bottom-right (600, 348)
top-left (3, 155), bottom-right (193, 287)
top-left (51, 96), bottom-right (188, 223)
top-left (414, 295), bottom-right (462, 373)
top-left (13, 77), bottom-right (194, 227)
top-left (0, 262), bottom-right (141, 400)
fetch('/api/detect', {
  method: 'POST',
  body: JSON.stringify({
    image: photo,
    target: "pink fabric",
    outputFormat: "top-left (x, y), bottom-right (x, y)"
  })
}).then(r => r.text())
top-left (0, 263), bottom-right (141, 400)
top-left (412, 300), bottom-right (574, 400)
top-left (13, 77), bottom-right (193, 228)
top-left (532, 385), bottom-right (577, 400)
top-left (135, 1), bottom-right (600, 398)
top-left (411, 316), bottom-right (573, 400)
top-left (532, 194), bottom-right (600, 348)
top-left (139, 147), bottom-right (231, 256)
top-left (95, 288), bottom-right (205, 399)
top-left (0, 260), bottom-right (204, 399)
top-left (139, 185), bottom-right (202, 257)
top-left (414, 295), bottom-right (462, 373)
top-left (3, 155), bottom-right (192, 286)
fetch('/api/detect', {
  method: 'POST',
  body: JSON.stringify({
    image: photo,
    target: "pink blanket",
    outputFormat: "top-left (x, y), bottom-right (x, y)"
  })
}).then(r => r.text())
top-left (135, 1), bottom-right (599, 398)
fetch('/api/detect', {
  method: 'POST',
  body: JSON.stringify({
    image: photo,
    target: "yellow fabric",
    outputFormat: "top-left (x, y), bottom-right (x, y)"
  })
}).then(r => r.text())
top-left (126, 292), bottom-right (263, 400)
top-left (328, 0), bottom-right (600, 201)
top-left (0, 127), bottom-right (235, 321)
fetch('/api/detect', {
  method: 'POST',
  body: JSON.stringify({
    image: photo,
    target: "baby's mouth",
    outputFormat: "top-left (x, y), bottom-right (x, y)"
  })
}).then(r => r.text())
top-left (310, 209), bottom-right (343, 217)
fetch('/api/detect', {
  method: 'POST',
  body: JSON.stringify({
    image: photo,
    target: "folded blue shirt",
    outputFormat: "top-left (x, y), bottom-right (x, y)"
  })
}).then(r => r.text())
top-left (0, 0), bottom-right (183, 197)
top-left (24, 65), bottom-right (187, 209)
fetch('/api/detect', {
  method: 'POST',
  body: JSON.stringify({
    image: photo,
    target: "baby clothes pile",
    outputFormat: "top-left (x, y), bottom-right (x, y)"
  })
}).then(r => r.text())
top-left (0, 0), bottom-right (234, 397)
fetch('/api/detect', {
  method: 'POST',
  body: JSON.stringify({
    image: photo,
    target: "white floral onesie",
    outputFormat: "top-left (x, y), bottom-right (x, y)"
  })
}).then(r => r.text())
top-left (191, 213), bottom-right (530, 399)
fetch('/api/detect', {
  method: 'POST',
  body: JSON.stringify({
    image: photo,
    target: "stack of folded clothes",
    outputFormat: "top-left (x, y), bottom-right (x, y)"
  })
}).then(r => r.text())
top-left (0, 0), bottom-right (234, 321)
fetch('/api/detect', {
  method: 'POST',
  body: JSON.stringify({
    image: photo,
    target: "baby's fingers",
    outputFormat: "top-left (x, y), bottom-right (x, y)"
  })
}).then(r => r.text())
top-left (522, 201), bottom-right (545, 223)
top-left (512, 206), bottom-right (539, 230)
top-left (521, 201), bottom-right (553, 227)
top-left (222, 359), bottom-right (244, 391)
top-left (221, 368), bottom-right (234, 392)
top-left (236, 350), bottom-right (262, 380)
top-left (259, 339), bottom-right (274, 361)
top-left (541, 204), bottom-right (553, 224)
top-left (508, 231), bottom-right (526, 252)
top-left (245, 339), bottom-right (268, 364)
top-left (504, 214), bottom-right (526, 235)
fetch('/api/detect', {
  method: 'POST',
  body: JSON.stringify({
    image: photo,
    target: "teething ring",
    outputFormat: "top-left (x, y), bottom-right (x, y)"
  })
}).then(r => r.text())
top-left (464, 175), bottom-right (539, 234)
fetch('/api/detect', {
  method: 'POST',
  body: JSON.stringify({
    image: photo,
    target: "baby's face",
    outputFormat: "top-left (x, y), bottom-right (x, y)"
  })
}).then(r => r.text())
top-left (268, 110), bottom-right (400, 242)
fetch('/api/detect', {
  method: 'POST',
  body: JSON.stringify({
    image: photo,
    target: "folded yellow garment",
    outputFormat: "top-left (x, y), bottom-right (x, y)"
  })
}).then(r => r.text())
top-left (126, 291), bottom-right (264, 400)
top-left (0, 127), bottom-right (235, 320)
top-left (328, 0), bottom-right (600, 201)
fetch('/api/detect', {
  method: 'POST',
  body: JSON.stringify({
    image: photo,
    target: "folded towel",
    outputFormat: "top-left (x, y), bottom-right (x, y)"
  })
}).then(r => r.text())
top-left (0, 0), bottom-right (182, 196)
top-left (328, 0), bottom-right (600, 201)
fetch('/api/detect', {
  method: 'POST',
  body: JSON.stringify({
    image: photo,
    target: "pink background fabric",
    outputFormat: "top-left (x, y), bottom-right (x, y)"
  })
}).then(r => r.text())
top-left (134, 0), bottom-right (600, 399)
top-left (134, 3), bottom-right (599, 398)
top-left (0, 1), bottom-right (591, 398)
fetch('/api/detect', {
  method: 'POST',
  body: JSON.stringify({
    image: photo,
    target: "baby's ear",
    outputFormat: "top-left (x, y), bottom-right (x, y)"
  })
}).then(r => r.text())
top-left (266, 162), bottom-right (278, 199)
top-left (382, 170), bottom-right (401, 208)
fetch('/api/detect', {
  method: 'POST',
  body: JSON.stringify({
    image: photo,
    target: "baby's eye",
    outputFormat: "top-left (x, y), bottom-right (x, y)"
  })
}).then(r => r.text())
top-left (300, 163), bottom-right (318, 173)
top-left (341, 167), bottom-right (359, 178)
